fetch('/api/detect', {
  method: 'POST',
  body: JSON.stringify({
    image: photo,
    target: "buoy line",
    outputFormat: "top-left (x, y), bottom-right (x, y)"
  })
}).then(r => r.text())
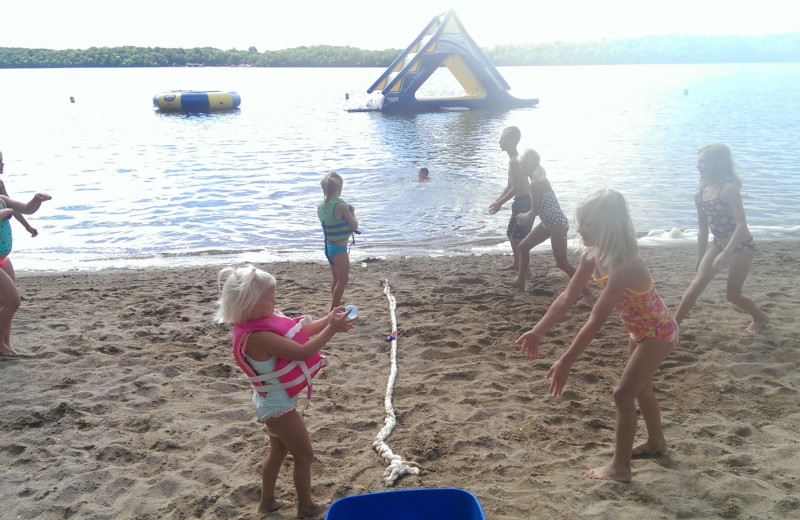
top-left (372, 279), bottom-right (420, 486)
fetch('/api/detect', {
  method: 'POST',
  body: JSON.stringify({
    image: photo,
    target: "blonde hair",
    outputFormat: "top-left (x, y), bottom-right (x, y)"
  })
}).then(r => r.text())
top-left (699, 143), bottom-right (741, 188)
top-left (575, 189), bottom-right (638, 267)
top-left (214, 265), bottom-right (276, 324)
top-left (519, 149), bottom-right (544, 181)
top-left (320, 171), bottom-right (343, 204)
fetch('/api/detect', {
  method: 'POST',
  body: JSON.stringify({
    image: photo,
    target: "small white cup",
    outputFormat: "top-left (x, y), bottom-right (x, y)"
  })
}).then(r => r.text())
top-left (344, 305), bottom-right (359, 319)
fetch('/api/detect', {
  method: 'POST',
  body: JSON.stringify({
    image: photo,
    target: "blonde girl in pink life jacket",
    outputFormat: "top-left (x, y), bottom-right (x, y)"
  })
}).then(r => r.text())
top-left (215, 265), bottom-right (354, 518)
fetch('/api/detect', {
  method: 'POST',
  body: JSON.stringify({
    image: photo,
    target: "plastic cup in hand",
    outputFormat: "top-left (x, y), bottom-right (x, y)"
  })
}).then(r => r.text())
top-left (344, 305), bottom-right (359, 319)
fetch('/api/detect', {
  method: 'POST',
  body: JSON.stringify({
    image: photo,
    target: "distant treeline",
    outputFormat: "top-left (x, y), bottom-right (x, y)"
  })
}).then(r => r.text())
top-left (1, 33), bottom-right (798, 69)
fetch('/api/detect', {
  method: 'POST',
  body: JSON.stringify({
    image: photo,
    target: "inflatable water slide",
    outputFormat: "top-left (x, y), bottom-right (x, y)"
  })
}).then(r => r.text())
top-left (356, 9), bottom-right (538, 113)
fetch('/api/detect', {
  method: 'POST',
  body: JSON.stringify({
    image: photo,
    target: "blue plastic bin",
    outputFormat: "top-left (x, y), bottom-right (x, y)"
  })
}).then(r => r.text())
top-left (325, 488), bottom-right (486, 520)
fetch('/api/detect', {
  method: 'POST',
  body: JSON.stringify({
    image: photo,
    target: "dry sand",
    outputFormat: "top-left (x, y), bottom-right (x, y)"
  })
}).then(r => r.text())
top-left (2, 240), bottom-right (799, 519)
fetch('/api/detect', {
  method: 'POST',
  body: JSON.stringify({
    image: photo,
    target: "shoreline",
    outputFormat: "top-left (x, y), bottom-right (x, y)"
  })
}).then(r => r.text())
top-left (3, 239), bottom-right (799, 519)
top-left (12, 230), bottom-right (800, 276)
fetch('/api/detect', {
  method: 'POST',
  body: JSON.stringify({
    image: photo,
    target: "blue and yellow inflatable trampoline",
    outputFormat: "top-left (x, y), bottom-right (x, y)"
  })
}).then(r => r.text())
top-left (153, 90), bottom-right (241, 112)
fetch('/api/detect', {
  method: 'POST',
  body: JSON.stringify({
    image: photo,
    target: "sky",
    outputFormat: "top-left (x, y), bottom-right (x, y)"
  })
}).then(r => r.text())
top-left (2, 0), bottom-right (799, 51)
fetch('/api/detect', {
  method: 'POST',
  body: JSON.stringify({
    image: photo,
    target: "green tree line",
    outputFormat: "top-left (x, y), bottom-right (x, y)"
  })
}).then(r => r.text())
top-left (485, 33), bottom-right (800, 66)
top-left (0, 45), bottom-right (400, 68)
top-left (1, 33), bottom-right (798, 69)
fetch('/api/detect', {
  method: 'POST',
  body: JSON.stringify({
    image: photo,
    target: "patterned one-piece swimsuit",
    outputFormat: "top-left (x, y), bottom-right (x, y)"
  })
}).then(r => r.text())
top-left (595, 274), bottom-right (679, 346)
top-left (701, 183), bottom-right (754, 252)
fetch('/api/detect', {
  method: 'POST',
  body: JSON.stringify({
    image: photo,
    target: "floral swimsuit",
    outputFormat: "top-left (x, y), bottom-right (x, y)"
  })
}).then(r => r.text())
top-left (595, 273), bottom-right (679, 346)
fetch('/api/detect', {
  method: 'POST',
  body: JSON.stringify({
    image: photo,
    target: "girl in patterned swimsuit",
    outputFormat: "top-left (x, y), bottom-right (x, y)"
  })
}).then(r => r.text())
top-left (516, 189), bottom-right (677, 483)
top-left (674, 143), bottom-right (768, 335)
top-left (507, 150), bottom-right (591, 301)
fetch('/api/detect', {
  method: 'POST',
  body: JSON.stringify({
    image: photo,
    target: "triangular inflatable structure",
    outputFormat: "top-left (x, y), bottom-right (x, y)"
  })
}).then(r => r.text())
top-left (359, 10), bottom-right (538, 112)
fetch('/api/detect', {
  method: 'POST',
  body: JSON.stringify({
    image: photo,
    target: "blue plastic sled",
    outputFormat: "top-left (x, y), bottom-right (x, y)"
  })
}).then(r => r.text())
top-left (325, 488), bottom-right (486, 520)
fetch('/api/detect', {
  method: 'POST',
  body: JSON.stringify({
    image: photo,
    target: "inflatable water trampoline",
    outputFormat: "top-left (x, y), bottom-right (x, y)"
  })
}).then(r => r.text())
top-left (153, 90), bottom-right (241, 112)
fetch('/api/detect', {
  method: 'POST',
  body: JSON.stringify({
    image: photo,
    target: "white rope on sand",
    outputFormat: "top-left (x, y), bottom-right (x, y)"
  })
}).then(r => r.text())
top-left (372, 279), bottom-right (420, 486)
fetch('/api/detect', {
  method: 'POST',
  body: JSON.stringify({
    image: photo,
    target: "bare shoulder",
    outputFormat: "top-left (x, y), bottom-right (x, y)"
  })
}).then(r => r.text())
top-left (720, 181), bottom-right (742, 199)
top-left (610, 255), bottom-right (651, 290)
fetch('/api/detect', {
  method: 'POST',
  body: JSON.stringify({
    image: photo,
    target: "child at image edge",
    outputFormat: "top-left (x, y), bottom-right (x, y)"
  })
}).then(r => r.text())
top-left (215, 265), bottom-right (355, 517)
top-left (317, 172), bottom-right (358, 309)
top-left (0, 150), bottom-right (51, 356)
top-left (516, 189), bottom-right (678, 483)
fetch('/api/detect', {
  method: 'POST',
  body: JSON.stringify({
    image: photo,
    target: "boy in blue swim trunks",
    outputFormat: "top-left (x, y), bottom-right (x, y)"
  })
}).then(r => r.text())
top-left (488, 126), bottom-right (533, 276)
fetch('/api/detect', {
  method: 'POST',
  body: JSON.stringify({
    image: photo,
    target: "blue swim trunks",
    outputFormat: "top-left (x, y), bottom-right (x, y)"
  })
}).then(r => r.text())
top-left (325, 242), bottom-right (348, 262)
top-left (507, 194), bottom-right (534, 239)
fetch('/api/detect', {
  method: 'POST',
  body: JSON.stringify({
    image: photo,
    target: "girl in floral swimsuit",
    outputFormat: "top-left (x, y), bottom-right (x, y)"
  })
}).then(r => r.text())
top-left (507, 149), bottom-right (591, 302)
top-left (516, 189), bottom-right (677, 483)
top-left (674, 143), bottom-right (768, 335)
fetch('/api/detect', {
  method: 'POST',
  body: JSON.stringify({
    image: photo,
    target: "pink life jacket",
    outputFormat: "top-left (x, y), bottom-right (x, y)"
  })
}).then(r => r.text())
top-left (232, 312), bottom-right (328, 399)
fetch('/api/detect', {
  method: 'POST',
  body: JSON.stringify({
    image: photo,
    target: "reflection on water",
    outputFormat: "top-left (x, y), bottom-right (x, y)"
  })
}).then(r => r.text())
top-left (0, 64), bottom-right (798, 271)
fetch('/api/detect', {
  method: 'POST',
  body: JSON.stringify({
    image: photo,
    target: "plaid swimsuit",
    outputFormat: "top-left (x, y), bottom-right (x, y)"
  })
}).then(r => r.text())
top-left (539, 190), bottom-right (569, 230)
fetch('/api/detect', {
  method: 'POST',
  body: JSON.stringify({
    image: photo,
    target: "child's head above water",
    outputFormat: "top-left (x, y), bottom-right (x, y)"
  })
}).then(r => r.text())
top-left (215, 265), bottom-right (276, 324)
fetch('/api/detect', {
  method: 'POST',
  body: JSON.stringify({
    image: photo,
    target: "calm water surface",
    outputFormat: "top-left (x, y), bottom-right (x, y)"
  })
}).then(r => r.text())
top-left (0, 64), bottom-right (798, 271)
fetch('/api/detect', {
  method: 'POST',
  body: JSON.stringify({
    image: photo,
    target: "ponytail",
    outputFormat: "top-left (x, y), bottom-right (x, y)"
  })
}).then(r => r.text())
top-left (320, 172), bottom-right (343, 204)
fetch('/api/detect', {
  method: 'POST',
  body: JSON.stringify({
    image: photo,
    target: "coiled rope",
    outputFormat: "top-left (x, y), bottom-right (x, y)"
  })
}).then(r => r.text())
top-left (372, 279), bottom-right (420, 486)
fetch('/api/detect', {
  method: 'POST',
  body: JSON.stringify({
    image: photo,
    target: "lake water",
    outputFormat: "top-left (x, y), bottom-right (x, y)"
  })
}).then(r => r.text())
top-left (0, 63), bottom-right (798, 272)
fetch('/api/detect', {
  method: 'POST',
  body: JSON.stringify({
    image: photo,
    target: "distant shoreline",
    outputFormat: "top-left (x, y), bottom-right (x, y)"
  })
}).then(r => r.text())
top-left (3, 32), bottom-right (799, 68)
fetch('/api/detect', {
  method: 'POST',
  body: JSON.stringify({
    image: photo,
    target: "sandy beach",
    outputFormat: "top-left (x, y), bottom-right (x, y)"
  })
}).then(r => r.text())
top-left (2, 239), bottom-right (799, 519)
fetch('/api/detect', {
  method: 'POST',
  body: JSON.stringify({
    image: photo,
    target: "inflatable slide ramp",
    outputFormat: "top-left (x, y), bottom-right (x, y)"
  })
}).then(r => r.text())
top-left (358, 9), bottom-right (538, 113)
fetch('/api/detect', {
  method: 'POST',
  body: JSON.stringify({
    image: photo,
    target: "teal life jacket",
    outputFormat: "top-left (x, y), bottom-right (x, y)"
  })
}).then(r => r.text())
top-left (317, 198), bottom-right (354, 243)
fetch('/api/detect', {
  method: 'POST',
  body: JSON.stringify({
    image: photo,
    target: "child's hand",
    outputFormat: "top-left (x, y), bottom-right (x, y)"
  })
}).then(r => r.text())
top-left (515, 330), bottom-right (542, 360)
top-left (27, 226), bottom-right (38, 237)
top-left (488, 202), bottom-right (501, 214)
top-left (546, 358), bottom-right (571, 397)
top-left (516, 212), bottom-right (533, 225)
top-left (34, 193), bottom-right (52, 202)
top-left (0, 208), bottom-right (13, 221)
top-left (329, 307), bottom-right (356, 333)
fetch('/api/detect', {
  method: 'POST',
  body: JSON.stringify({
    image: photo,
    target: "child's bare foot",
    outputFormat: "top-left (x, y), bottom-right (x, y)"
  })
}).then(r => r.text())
top-left (503, 278), bottom-right (525, 290)
top-left (579, 289), bottom-right (594, 305)
top-left (297, 501), bottom-right (329, 519)
top-left (525, 269), bottom-right (534, 279)
top-left (0, 342), bottom-right (17, 356)
top-left (257, 498), bottom-right (288, 514)
top-left (499, 263), bottom-right (519, 271)
top-left (743, 316), bottom-right (768, 335)
top-left (583, 463), bottom-right (631, 483)
top-left (631, 439), bottom-right (667, 458)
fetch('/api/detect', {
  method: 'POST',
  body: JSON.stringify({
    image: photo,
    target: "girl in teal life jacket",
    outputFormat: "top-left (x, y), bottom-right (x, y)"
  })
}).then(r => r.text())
top-left (317, 172), bottom-right (358, 309)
